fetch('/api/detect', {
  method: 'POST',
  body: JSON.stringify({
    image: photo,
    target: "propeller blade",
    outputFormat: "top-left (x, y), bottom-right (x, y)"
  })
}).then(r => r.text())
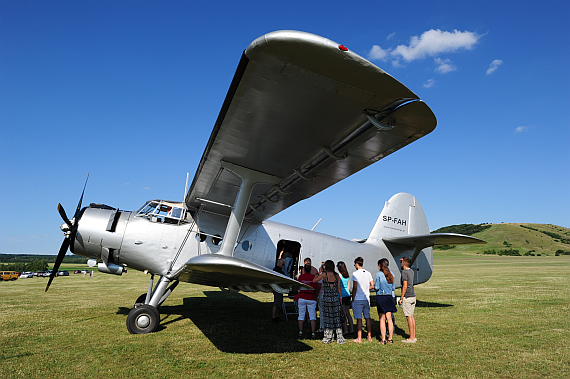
top-left (57, 203), bottom-right (73, 228)
top-left (73, 173), bottom-right (89, 220)
top-left (45, 238), bottom-right (70, 292)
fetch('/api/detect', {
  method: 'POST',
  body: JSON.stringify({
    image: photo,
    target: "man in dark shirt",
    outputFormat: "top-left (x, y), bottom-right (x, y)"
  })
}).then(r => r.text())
top-left (398, 257), bottom-right (416, 342)
top-left (272, 259), bottom-right (285, 322)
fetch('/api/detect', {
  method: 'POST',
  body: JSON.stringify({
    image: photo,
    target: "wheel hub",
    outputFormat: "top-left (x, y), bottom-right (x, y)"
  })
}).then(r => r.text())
top-left (136, 314), bottom-right (151, 328)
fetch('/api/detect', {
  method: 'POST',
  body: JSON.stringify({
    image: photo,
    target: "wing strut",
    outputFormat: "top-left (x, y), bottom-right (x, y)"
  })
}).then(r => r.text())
top-left (216, 161), bottom-right (281, 256)
top-left (410, 242), bottom-right (432, 266)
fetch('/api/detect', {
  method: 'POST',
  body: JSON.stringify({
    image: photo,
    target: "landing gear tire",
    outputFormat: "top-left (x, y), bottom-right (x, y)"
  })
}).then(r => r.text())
top-left (126, 304), bottom-right (160, 334)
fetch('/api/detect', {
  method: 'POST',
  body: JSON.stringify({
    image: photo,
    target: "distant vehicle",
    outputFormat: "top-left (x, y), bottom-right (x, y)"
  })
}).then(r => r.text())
top-left (74, 270), bottom-right (81, 274)
top-left (0, 271), bottom-right (19, 281)
top-left (57, 271), bottom-right (70, 276)
top-left (19, 272), bottom-right (34, 278)
top-left (41, 270), bottom-right (54, 278)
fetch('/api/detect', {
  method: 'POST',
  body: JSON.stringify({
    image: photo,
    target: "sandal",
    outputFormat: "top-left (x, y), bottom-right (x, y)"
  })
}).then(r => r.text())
top-left (379, 340), bottom-right (387, 345)
top-left (311, 333), bottom-right (317, 339)
top-left (387, 339), bottom-right (393, 344)
top-left (298, 331), bottom-right (303, 338)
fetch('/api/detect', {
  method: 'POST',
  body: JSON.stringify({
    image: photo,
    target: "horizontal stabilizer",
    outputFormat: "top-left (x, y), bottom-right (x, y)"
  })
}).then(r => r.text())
top-left (383, 233), bottom-right (487, 247)
top-left (172, 254), bottom-right (312, 293)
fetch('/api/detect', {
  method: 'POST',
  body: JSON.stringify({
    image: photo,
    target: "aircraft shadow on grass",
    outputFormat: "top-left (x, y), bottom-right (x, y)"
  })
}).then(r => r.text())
top-left (416, 300), bottom-right (453, 308)
top-left (368, 295), bottom-right (453, 309)
top-left (116, 294), bottom-right (454, 351)
top-left (118, 290), bottom-right (313, 354)
top-left (368, 296), bottom-right (453, 340)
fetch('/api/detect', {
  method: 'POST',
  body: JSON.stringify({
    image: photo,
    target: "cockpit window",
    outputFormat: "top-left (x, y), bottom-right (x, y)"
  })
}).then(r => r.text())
top-left (137, 201), bottom-right (159, 216)
top-left (135, 200), bottom-right (186, 224)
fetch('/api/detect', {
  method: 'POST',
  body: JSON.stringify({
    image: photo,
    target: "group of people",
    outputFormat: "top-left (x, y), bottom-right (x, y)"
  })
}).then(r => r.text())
top-left (273, 255), bottom-right (417, 344)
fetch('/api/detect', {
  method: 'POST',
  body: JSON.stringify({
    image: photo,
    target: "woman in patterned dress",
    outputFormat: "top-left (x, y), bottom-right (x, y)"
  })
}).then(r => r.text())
top-left (313, 260), bottom-right (346, 344)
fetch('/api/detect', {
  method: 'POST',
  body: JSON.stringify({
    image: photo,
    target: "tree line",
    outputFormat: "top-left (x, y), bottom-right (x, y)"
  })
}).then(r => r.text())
top-left (0, 260), bottom-right (49, 272)
top-left (0, 253), bottom-right (87, 272)
top-left (519, 225), bottom-right (570, 244)
top-left (0, 254), bottom-right (86, 263)
top-left (431, 223), bottom-right (492, 236)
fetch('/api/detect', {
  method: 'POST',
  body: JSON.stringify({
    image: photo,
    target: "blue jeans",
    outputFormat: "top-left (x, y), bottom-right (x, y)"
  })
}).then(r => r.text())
top-left (283, 257), bottom-right (293, 277)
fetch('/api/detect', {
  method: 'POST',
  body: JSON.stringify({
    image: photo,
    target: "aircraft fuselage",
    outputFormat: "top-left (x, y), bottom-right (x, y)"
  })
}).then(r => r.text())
top-left (71, 201), bottom-right (433, 288)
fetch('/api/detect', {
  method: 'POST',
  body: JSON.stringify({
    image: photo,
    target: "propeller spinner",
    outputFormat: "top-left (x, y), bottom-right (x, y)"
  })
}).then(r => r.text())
top-left (46, 174), bottom-right (89, 292)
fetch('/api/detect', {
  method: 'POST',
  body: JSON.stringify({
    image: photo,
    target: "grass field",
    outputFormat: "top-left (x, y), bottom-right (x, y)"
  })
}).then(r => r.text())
top-left (1, 255), bottom-right (569, 378)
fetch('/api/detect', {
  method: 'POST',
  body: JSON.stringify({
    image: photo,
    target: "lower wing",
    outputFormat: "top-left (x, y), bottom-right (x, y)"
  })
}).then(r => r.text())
top-left (171, 254), bottom-right (312, 293)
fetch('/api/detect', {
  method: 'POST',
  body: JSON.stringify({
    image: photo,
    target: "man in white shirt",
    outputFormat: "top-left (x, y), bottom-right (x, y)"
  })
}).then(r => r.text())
top-left (351, 256), bottom-right (374, 343)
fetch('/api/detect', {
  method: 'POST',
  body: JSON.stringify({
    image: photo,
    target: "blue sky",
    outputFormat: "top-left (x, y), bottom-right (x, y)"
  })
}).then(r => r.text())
top-left (1, 0), bottom-right (569, 255)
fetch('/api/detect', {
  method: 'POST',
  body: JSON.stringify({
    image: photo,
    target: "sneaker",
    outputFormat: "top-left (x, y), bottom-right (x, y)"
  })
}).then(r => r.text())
top-left (402, 338), bottom-right (417, 343)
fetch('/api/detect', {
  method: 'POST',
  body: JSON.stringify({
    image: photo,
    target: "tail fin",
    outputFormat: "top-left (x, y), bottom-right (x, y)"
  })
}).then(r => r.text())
top-left (366, 193), bottom-right (429, 245)
top-left (365, 193), bottom-right (433, 285)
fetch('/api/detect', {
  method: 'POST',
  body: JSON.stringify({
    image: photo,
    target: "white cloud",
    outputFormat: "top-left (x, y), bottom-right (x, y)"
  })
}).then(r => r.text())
top-left (392, 29), bottom-right (480, 62)
top-left (368, 29), bottom-right (481, 70)
top-left (486, 59), bottom-right (503, 75)
top-left (368, 45), bottom-right (390, 61)
top-left (391, 59), bottom-right (403, 68)
top-left (434, 58), bottom-right (457, 73)
top-left (142, 186), bottom-right (151, 190)
top-left (515, 125), bottom-right (531, 133)
top-left (387, 32), bottom-right (396, 40)
top-left (423, 79), bottom-right (436, 88)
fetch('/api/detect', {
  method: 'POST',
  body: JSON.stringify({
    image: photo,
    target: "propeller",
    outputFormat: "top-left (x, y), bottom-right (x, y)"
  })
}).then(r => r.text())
top-left (46, 174), bottom-right (89, 292)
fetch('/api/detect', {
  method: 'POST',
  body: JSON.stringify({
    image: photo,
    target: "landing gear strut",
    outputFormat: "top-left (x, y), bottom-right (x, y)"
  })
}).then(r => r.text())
top-left (126, 275), bottom-right (179, 334)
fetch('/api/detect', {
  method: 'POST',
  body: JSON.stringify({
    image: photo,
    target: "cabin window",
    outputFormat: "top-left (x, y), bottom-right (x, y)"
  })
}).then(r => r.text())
top-left (242, 240), bottom-right (252, 251)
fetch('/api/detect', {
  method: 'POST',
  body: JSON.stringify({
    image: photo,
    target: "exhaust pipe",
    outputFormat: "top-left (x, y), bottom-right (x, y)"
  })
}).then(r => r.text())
top-left (98, 262), bottom-right (125, 275)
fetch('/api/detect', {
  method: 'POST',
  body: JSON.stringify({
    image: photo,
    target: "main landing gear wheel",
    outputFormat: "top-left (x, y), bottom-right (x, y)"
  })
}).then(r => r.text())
top-left (126, 304), bottom-right (160, 334)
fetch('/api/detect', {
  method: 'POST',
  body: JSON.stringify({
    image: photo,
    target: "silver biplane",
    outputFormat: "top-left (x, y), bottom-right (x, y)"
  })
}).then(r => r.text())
top-left (49, 31), bottom-right (485, 334)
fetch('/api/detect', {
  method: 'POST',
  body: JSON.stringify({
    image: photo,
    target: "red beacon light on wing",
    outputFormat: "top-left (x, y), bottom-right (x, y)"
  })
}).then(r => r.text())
top-left (338, 45), bottom-right (348, 51)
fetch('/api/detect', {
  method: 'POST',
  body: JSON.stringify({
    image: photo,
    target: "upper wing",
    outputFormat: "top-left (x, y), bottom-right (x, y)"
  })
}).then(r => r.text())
top-left (185, 30), bottom-right (437, 223)
top-left (173, 254), bottom-right (312, 293)
top-left (383, 233), bottom-right (487, 247)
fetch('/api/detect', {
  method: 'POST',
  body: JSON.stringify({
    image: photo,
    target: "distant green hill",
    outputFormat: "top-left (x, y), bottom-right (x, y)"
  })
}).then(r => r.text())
top-left (433, 223), bottom-right (570, 256)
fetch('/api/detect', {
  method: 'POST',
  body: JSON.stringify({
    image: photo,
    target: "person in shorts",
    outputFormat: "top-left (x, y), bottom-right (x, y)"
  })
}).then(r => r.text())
top-left (398, 257), bottom-right (416, 343)
top-left (295, 262), bottom-right (319, 338)
top-left (351, 257), bottom-right (374, 343)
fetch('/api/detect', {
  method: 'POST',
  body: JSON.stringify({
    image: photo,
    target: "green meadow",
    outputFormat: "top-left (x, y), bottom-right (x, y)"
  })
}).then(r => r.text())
top-left (1, 254), bottom-right (569, 378)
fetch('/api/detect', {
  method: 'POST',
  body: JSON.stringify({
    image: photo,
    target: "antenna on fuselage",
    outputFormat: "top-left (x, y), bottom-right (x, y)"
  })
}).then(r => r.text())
top-left (183, 173), bottom-right (189, 207)
top-left (311, 218), bottom-right (322, 231)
